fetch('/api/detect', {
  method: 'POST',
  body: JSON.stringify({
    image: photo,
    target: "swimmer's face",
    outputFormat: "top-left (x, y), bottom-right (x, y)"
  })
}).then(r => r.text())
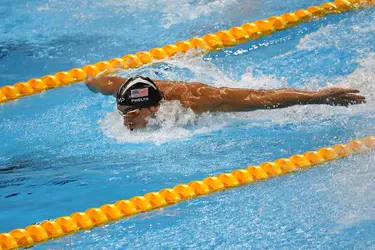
top-left (117, 105), bottom-right (159, 130)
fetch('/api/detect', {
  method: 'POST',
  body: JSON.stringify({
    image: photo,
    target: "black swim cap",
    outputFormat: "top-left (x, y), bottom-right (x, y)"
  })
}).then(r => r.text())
top-left (116, 76), bottom-right (163, 109)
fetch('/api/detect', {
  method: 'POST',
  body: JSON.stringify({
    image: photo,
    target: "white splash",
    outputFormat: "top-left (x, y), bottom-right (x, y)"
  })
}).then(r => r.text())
top-left (297, 18), bottom-right (373, 51)
top-left (332, 53), bottom-right (375, 103)
top-left (297, 24), bottom-right (342, 50)
top-left (98, 100), bottom-right (228, 145)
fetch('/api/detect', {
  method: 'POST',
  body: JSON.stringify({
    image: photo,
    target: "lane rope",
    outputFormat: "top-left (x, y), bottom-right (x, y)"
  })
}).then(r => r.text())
top-left (1, 0), bottom-right (374, 104)
top-left (1, 136), bottom-right (374, 249)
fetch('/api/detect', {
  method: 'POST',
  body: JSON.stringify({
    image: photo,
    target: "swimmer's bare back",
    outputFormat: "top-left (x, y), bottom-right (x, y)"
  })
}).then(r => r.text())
top-left (85, 75), bottom-right (366, 113)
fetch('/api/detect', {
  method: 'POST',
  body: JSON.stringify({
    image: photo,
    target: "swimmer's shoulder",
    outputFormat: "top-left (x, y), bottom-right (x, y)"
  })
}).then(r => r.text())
top-left (154, 80), bottom-right (207, 101)
top-left (155, 80), bottom-right (206, 91)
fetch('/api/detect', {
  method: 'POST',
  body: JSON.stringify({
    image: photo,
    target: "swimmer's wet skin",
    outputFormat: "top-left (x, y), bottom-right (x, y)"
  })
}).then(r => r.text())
top-left (85, 75), bottom-right (366, 131)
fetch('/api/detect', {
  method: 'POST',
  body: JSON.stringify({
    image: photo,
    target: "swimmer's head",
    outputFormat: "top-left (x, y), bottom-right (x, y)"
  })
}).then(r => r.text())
top-left (116, 76), bottom-right (163, 109)
top-left (116, 76), bottom-right (163, 130)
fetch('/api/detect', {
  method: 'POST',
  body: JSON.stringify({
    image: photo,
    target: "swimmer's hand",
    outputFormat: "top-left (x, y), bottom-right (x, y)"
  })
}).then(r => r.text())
top-left (85, 67), bottom-right (122, 94)
top-left (85, 74), bottom-right (126, 96)
top-left (317, 87), bottom-right (366, 106)
top-left (85, 74), bottom-right (99, 93)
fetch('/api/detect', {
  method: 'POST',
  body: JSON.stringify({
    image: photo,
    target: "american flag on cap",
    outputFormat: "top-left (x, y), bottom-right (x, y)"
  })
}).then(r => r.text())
top-left (130, 88), bottom-right (149, 98)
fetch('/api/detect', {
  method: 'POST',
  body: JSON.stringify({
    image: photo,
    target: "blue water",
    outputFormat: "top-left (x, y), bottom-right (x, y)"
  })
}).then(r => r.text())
top-left (1, 0), bottom-right (375, 249)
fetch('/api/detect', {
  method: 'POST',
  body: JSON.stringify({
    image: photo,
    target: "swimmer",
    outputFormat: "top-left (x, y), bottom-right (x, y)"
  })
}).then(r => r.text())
top-left (85, 74), bottom-right (365, 130)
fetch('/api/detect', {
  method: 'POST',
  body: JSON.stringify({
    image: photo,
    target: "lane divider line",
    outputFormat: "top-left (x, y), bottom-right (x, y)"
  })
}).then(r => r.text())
top-left (1, 0), bottom-right (374, 104)
top-left (1, 136), bottom-right (374, 249)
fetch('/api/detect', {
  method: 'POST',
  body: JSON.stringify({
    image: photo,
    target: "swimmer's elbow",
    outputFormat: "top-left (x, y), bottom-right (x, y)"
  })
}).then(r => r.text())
top-left (85, 76), bottom-right (100, 94)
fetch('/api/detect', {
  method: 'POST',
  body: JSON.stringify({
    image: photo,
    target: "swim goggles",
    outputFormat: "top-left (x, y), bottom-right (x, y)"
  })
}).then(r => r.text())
top-left (117, 107), bottom-right (140, 118)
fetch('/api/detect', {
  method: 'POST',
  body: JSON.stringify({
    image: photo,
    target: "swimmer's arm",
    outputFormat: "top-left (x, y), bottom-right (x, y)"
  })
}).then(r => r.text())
top-left (216, 87), bottom-right (365, 111)
top-left (230, 88), bottom-right (324, 110)
top-left (180, 84), bottom-right (365, 112)
top-left (85, 75), bottom-right (126, 95)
